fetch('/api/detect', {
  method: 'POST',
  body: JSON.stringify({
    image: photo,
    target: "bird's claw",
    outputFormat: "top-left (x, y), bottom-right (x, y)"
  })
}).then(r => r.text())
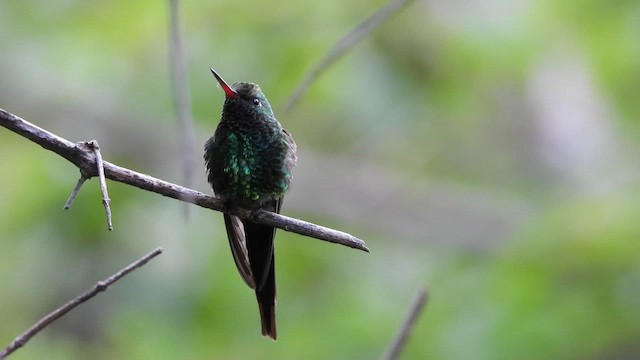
top-left (249, 208), bottom-right (262, 221)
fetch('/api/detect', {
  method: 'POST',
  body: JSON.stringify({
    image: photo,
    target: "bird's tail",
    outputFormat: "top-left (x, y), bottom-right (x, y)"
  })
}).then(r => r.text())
top-left (256, 257), bottom-right (276, 339)
top-left (244, 198), bottom-right (280, 340)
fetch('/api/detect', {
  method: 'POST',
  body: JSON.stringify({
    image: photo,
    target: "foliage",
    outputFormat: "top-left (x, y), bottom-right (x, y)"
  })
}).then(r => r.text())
top-left (1, 0), bottom-right (639, 358)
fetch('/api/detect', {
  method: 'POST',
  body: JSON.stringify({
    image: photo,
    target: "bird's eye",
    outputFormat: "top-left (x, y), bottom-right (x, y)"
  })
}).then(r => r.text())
top-left (252, 98), bottom-right (261, 107)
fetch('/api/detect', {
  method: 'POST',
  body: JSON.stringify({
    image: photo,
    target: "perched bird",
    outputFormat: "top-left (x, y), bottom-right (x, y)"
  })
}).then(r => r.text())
top-left (204, 68), bottom-right (297, 340)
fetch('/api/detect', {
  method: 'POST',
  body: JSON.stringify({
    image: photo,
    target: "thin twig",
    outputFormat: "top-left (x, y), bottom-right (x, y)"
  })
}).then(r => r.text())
top-left (63, 176), bottom-right (87, 209)
top-left (85, 140), bottom-right (113, 231)
top-left (382, 287), bottom-right (429, 360)
top-left (0, 247), bottom-right (164, 359)
top-left (282, 0), bottom-right (415, 114)
top-left (168, 0), bottom-right (197, 219)
top-left (0, 108), bottom-right (370, 252)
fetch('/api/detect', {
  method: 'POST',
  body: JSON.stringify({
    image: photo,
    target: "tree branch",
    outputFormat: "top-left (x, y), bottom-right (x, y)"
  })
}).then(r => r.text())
top-left (63, 176), bottom-right (87, 209)
top-left (0, 247), bottom-right (164, 359)
top-left (86, 140), bottom-right (113, 230)
top-left (168, 0), bottom-right (197, 218)
top-left (282, 0), bottom-right (415, 114)
top-left (382, 287), bottom-right (429, 360)
top-left (0, 108), bottom-right (370, 253)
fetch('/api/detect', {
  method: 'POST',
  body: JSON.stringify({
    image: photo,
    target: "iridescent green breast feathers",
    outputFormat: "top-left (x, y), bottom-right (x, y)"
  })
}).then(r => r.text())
top-left (204, 77), bottom-right (297, 205)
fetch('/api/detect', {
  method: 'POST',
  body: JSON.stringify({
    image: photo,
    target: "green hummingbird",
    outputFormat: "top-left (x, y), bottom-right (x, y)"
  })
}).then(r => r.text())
top-left (204, 68), bottom-right (297, 340)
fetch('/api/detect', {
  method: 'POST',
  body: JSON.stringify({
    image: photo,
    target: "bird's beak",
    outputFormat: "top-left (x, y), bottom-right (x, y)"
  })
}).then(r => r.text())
top-left (210, 68), bottom-right (239, 99)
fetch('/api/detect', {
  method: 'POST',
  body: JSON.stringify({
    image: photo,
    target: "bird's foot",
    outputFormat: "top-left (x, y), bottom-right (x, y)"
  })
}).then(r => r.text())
top-left (219, 199), bottom-right (234, 214)
top-left (249, 208), bottom-right (263, 221)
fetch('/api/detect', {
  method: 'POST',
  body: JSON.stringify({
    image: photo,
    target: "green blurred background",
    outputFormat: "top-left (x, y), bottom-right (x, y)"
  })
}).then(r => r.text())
top-left (1, 0), bottom-right (640, 359)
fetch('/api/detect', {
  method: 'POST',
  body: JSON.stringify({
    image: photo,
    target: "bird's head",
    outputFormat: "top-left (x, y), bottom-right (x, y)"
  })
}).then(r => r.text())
top-left (210, 68), bottom-right (274, 118)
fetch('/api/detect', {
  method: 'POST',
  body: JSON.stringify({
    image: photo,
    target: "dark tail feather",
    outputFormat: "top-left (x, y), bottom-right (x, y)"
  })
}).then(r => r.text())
top-left (245, 221), bottom-right (277, 339)
top-left (244, 199), bottom-right (279, 339)
top-left (256, 257), bottom-right (276, 339)
top-left (244, 220), bottom-right (274, 289)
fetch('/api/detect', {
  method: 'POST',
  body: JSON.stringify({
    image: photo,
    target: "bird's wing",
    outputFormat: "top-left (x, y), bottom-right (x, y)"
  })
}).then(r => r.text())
top-left (223, 214), bottom-right (256, 289)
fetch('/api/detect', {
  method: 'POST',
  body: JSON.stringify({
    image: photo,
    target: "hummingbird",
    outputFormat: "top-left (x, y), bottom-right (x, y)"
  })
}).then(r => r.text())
top-left (204, 68), bottom-right (297, 340)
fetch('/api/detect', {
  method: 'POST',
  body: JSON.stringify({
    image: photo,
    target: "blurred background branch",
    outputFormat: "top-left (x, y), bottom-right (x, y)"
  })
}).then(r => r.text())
top-left (0, 247), bottom-right (163, 359)
top-left (282, 0), bottom-right (416, 114)
top-left (167, 0), bottom-right (197, 218)
top-left (382, 287), bottom-right (429, 360)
